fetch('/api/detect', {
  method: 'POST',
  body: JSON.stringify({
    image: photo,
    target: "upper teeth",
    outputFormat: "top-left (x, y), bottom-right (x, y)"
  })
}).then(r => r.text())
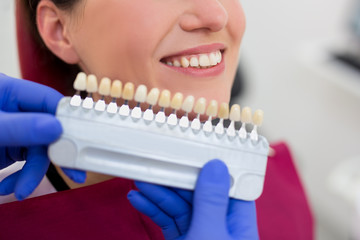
top-left (165, 50), bottom-right (222, 68)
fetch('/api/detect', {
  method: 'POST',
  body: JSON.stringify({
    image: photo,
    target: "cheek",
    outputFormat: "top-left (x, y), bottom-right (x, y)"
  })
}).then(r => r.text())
top-left (72, 1), bottom-right (170, 82)
top-left (226, 0), bottom-right (246, 44)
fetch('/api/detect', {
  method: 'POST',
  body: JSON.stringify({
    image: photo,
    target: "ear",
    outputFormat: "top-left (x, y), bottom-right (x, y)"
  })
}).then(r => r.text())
top-left (36, 0), bottom-right (80, 64)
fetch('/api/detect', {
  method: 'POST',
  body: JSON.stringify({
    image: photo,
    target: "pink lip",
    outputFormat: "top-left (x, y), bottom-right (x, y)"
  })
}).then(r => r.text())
top-left (160, 43), bottom-right (226, 77)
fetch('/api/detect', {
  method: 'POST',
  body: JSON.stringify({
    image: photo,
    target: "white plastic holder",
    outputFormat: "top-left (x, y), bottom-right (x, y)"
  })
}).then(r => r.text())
top-left (49, 97), bottom-right (269, 201)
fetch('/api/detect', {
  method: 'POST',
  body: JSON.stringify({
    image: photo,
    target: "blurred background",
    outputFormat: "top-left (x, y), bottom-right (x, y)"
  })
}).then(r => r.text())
top-left (1, 0), bottom-right (360, 239)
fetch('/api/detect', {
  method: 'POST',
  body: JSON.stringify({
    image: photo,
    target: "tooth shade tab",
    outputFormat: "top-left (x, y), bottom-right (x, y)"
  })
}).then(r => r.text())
top-left (241, 107), bottom-right (252, 123)
top-left (229, 104), bottom-right (241, 122)
top-left (134, 85), bottom-right (148, 103)
top-left (218, 102), bottom-right (229, 119)
top-left (206, 100), bottom-right (218, 117)
top-left (73, 72), bottom-right (87, 91)
top-left (123, 82), bottom-right (135, 100)
top-left (98, 77), bottom-right (111, 96)
top-left (170, 92), bottom-right (183, 110)
top-left (146, 88), bottom-right (160, 106)
top-left (86, 74), bottom-right (98, 93)
top-left (110, 80), bottom-right (122, 98)
top-left (253, 109), bottom-right (264, 126)
top-left (182, 95), bottom-right (195, 113)
top-left (194, 98), bottom-right (206, 115)
top-left (158, 90), bottom-right (171, 108)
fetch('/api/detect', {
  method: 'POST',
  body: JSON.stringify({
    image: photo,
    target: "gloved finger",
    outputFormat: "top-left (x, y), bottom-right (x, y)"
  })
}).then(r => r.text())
top-left (0, 170), bottom-right (21, 195)
top-left (0, 111), bottom-right (62, 146)
top-left (127, 190), bottom-right (180, 240)
top-left (191, 159), bottom-right (230, 229)
top-left (6, 147), bottom-right (27, 162)
top-left (61, 167), bottom-right (87, 183)
top-left (135, 181), bottom-right (192, 234)
top-left (1, 75), bottom-right (63, 114)
top-left (227, 199), bottom-right (259, 238)
top-left (171, 188), bottom-right (193, 204)
top-left (1, 147), bottom-right (23, 169)
top-left (14, 146), bottom-right (50, 200)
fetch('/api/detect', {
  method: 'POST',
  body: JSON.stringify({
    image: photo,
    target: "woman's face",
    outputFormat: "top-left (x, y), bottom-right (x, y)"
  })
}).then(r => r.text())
top-left (65, 0), bottom-right (246, 103)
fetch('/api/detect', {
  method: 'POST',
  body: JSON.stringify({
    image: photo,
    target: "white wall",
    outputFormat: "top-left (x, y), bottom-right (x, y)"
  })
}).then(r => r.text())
top-left (239, 0), bottom-right (360, 239)
top-left (0, 0), bottom-right (20, 77)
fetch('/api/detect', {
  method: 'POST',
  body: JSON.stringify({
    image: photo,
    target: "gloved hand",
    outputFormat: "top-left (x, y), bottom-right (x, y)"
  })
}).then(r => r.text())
top-left (128, 160), bottom-right (259, 240)
top-left (0, 73), bottom-right (86, 200)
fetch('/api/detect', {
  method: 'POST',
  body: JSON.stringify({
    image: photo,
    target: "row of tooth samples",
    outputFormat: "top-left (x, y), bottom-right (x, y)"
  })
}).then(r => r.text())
top-left (70, 73), bottom-right (264, 141)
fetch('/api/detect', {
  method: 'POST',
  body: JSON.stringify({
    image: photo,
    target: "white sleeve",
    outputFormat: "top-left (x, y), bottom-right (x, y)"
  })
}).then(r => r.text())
top-left (0, 162), bottom-right (57, 204)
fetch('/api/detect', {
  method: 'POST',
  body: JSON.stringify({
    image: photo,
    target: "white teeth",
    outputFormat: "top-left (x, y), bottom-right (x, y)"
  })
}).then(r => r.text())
top-left (199, 54), bottom-right (211, 67)
top-left (216, 51), bottom-right (222, 63)
top-left (167, 51), bottom-right (222, 69)
top-left (189, 57), bottom-right (199, 67)
top-left (181, 57), bottom-right (189, 68)
top-left (173, 60), bottom-right (181, 67)
top-left (209, 53), bottom-right (217, 66)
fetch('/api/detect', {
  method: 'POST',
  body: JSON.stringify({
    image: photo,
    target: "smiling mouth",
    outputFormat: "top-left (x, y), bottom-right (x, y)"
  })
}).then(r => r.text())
top-left (160, 50), bottom-right (224, 69)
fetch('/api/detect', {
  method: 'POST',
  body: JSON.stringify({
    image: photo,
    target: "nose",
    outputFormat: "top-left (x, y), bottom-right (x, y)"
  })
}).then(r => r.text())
top-left (179, 0), bottom-right (228, 32)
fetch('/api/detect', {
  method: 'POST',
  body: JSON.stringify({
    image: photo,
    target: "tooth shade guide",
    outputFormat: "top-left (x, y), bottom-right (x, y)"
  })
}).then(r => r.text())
top-left (51, 96), bottom-right (269, 201)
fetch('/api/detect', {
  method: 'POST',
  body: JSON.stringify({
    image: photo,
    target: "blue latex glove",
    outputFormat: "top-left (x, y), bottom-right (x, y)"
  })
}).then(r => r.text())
top-left (0, 73), bottom-right (86, 200)
top-left (128, 160), bottom-right (259, 240)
